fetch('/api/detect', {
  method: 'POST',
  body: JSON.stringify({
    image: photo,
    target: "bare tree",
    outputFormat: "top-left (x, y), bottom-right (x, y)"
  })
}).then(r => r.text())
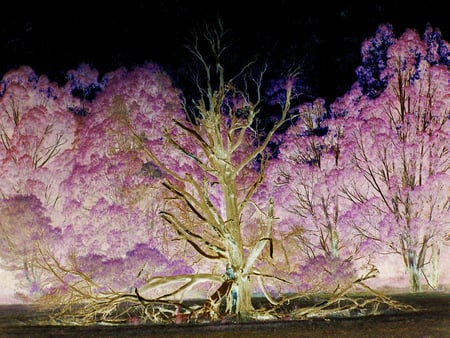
top-left (124, 20), bottom-right (297, 317)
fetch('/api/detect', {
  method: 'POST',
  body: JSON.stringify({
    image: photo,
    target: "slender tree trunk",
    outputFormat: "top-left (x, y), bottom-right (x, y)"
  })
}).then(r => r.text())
top-left (406, 251), bottom-right (422, 292)
top-left (408, 265), bottom-right (421, 292)
top-left (428, 244), bottom-right (440, 289)
top-left (330, 229), bottom-right (339, 258)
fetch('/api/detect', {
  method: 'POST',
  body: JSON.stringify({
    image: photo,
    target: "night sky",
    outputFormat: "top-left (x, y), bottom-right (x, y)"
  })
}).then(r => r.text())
top-left (1, 1), bottom-right (449, 102)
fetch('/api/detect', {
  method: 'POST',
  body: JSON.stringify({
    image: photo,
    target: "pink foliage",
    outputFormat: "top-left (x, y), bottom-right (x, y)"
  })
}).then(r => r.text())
top-left (0, 67), bottom-right (78, 211)
top-left (330, 24), bottom-right (450, 290)
top-left (54, 63), bottom-right (198, 292)
top-left (262, 98), bottom-right (369, 278)
top-left (261, 24), bottom-right (450, 291)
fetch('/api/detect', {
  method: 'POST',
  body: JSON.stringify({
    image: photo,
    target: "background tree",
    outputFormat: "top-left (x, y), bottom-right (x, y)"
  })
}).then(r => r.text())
top-left (0, 67), bottom-right (79, 301)
top-left (261, 98), bottom-right (376, 295)
top-left (42, 62), bottom-right (198, 306)
top-left (331, 24), bottom-right (450, 292)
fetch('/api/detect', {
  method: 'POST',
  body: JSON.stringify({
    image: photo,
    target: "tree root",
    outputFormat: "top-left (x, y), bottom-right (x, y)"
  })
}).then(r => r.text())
top-left (34, 250), bottom-right (416, 326)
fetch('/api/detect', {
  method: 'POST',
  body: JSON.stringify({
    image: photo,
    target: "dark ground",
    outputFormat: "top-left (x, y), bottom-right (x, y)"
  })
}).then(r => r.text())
top-left (0, 292), bottom-right (449, 337)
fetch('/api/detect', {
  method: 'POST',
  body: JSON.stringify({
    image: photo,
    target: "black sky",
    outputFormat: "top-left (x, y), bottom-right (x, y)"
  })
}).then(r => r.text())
top-left (1, 1), bottom-right (449, 102)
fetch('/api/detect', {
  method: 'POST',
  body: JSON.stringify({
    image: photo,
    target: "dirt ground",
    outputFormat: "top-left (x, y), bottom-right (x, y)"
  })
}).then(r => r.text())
top-left (0, 292), bottom-right (449, 337)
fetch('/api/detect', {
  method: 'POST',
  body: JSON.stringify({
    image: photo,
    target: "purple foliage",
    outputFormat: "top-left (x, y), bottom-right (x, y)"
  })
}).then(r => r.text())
top-left (355, 23), bottom-right (395, 99)
top-left (264, 76), bottom-right (306, 107)
top-left (0, 194), bottom-right (55, 253)
top-left (0, 194), bottom-right (63, 299)
top-left (422, 24), bottom-right (450, 66)
top-left (0, 66), bottom-right (39, 94)
top-left (73, 243), bottom-right (194, 292)
top-left (0, 66), bottom-right (59, 100)
top-left (293, 256), bottom-right (356, 293)
top-left (64, 63), bottom-right (105, 102)
top-left (355, 23), bottom-right (450, 101)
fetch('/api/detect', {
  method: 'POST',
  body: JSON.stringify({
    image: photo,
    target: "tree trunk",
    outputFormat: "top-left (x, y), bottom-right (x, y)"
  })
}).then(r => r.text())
top-left (220, 168), bottom-right (255, 315)
top-left (407, 252), bottom-right (422, 292)
top-left (234, 271), bottom-right (254, 316)
top-left (409, 265), bottom-right (421, 292)
top-left (425, 244), bottom-right (440, 290)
